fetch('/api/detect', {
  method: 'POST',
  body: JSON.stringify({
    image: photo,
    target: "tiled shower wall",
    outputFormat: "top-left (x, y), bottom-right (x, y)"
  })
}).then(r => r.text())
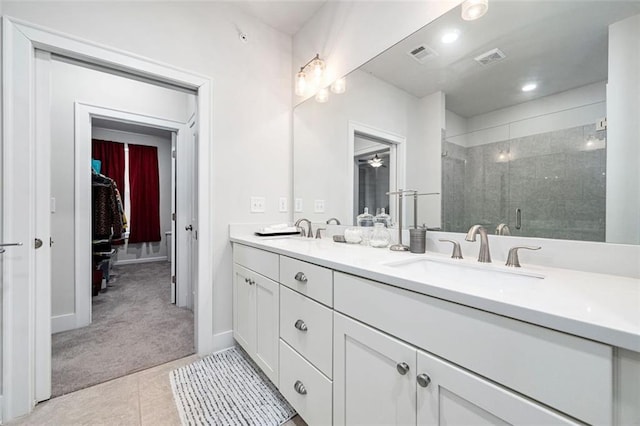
top-left (442, 124), bottom-right (607, 242)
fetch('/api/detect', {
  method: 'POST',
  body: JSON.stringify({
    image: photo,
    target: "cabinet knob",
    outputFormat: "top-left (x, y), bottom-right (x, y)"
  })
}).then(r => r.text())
top-left (417, 373), bottom-right (431, 388)
top-left (294, 272), bottom-right (308, 283)
top-left (396, 362), bottom-right (410, 375)
top-left (294, 319), bottom-right (308, 332)
top-left (244, 277), bottom-right (249, 283)
top-left (249, 279), bottom-right (255, 285)
top-left (294, 380), bottom-right (307, 395)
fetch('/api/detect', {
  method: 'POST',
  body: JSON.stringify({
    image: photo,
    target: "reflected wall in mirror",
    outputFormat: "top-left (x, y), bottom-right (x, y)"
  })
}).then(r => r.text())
top-left (293, 1), bottom-right (640, 244)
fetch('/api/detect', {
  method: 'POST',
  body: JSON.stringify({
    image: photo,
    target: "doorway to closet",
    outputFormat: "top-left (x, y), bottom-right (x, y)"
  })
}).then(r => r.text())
top-left (45, 55), bottom-right (197, 397)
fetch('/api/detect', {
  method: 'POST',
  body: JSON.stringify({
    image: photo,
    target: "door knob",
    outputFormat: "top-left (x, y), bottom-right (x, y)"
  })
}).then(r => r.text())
top-left (0, 242), bottom-right (23, 254)
top-left (185, 225), bottom-right (193, 231)
top-left (294, 319), bottom-right (308, 332)
top-left (34, 238), bottom-right (43, 249)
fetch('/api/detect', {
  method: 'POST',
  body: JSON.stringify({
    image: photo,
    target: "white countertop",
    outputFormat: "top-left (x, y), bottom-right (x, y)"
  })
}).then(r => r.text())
top-left (230, 232), bottom-right (640, 352)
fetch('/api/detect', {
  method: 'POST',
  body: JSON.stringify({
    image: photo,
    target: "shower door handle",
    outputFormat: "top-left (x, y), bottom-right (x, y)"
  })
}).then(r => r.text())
top-left (515, 208), bottom-right (522, 230)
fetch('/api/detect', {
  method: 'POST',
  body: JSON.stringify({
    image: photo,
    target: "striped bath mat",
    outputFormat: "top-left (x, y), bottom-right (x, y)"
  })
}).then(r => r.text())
top-left (170, 346), bottom-right (296, 426)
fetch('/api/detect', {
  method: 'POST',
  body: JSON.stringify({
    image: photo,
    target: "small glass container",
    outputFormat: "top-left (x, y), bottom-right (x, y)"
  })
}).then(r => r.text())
top-left (370, 223), bottom-right (392, 248)
top-left (357, 207), bottom-right (375, 245)
top-left (344, 227), bottom-right (362, 244)
top-left (374, 208), bottom-right (392, 227)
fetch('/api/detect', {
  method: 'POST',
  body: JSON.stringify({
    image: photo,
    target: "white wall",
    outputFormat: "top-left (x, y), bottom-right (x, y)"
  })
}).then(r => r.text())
top-left (3, 1), bottom-right (292, 346)
top-left (92, 127), bottom-right (173, 265)
top-left (407, 91), bottom-right (445, 228)
top-left (293, 0), bottom-right (460, 106)
top-left (294, 69), bottom-right (419, 224)
top-left (606, 14), bottom-right (640, 244)
top-left (48, 58), bottom-right (191, 325)
top-left (447, 82), bottom-right (607, 147)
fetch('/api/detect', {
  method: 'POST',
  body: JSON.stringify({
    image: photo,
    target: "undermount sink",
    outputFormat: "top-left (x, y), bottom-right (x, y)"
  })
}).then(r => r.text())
top-left (383, 257), bottom-right (544, 286)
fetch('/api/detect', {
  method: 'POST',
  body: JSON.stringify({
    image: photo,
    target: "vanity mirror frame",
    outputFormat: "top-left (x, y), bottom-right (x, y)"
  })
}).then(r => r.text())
top-left (292, 1), bottom-right (640, 245)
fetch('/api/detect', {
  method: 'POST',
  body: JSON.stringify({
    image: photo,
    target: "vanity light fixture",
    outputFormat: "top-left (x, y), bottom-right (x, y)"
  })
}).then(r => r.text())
top-left (315, 87), bottom-right (329, 103)
top-left (441, 30), bottom-right (460, 44)
top-left (461, 0), bottom-right (489, 21)
top-left (522, 82), bottom-right (537, 92)
top-left (330, 77), bottom-right (347, 94)
top-left (295, 53), bottom-right (325, 97)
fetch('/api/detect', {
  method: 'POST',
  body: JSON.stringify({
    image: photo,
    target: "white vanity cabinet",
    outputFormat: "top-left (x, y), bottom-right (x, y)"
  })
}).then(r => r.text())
top-left (232, 245), bottom-right (280, 386)
top-left (334, 312), bottom-right (579, 426)
top-left (278, 255), bottom-right (334, 426)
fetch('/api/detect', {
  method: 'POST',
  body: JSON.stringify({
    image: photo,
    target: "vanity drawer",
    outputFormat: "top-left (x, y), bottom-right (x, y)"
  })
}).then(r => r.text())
top-left (280, 285), bottom-right (333, 378)
top-left (279, 256), bottom-right (333, 307)
top-left (279, 339), bottom-right (332, 426)
top-left (233, 244), bottom-right (279, 281)
top-left (334, 272), bottom-right (613, 426)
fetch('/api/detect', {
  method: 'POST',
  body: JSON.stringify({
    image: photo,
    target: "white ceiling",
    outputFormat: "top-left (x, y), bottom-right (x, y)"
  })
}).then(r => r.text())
top-left (92, 118), bottom-right (173, 139)
top-left (233, 0), bottom-right (326, 35)
top-left (359, 1), bottom-right (640, 118)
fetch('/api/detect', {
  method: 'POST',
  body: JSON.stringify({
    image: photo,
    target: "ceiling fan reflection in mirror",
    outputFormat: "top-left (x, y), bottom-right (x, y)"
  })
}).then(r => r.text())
top-left (358, 153), bottom-right (387, 168)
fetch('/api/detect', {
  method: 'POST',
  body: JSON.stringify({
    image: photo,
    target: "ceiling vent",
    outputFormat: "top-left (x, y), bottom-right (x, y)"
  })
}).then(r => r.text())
top-left (474, 48), bottom-right (506, 66)
top-left (407, 44), bottom-right (438, 64)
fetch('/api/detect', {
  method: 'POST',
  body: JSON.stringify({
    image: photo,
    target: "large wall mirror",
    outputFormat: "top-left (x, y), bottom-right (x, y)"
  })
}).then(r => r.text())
top-left (293, 1), bottom-right (640, 244)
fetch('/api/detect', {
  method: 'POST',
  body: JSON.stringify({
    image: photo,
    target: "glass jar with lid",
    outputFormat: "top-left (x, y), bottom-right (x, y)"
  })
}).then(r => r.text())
top-left (369, 223), bottom-right (392, 248)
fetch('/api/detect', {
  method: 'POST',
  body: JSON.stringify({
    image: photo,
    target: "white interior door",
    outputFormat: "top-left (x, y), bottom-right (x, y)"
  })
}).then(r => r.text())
top-left (170, 133), bottom-right (177, 304)
top-left (176, 115), bottom-right (195, 309)
top-left (189, 125), bottom-right (198, 310)
top-left (34, 49), bottom-right (53, 403)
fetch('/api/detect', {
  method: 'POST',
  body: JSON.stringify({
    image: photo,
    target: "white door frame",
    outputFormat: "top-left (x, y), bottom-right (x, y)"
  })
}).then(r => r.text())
top-left (2, 16), bottom-right (214, 421)
top-left (347, 121), bottom-right (406, 224)
top-left (74, 103), bottom-right (191, 330)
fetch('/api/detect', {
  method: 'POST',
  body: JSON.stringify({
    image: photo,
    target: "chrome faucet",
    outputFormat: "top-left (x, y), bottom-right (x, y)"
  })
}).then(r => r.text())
top-left (326, 217), bottom-right (341, 225)
top-left (465, 225), bottom-right (491, 263)
top-left (294, 218), bottom-right (313, 238)
top-left (496, 223), bottom-right (511, 236)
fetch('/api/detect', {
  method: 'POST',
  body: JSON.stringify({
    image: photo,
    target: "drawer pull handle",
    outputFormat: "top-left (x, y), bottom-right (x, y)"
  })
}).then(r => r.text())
top-left (294, 380), bottom-right (307, 395)
top-left (294, 272), bottom-right (308, 283)
top-left (294, 319), bottom-right (308, 332)
top-left (244, 277), bottom-right (249, 283)
top-left (417, 373), bottom-right (431, 388)
top-left (396, 362), bottom-right (410, 375)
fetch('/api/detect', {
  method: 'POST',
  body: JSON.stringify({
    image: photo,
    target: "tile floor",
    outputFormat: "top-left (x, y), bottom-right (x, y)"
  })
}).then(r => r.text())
top-left (9, 355), bottom-right (307, 426)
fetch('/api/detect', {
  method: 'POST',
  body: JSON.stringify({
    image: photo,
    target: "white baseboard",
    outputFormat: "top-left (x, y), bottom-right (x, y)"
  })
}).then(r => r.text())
top-left (51, 313), bottom-right (78, 334)
top-left (207, 330), bottom-right (234, 355)
top-left (113, 256), bottom-right (168, 266)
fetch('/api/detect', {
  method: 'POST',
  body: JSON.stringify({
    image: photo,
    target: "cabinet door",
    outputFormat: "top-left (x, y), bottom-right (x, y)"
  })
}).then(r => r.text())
top-left (233, 264), bottom-right (255, 354)
top-left (334, 312), bottom-right (416, 426)
top-left (416, 350), bottom-right (579, 425)
top-left (254, 274), bottom-right (279, 386)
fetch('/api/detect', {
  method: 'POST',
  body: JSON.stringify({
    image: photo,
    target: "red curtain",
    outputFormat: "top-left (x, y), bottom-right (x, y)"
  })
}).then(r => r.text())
top-left (92, 139), bottom-right (126, 204)
top-left (128, 144), bottom-right (161, 243)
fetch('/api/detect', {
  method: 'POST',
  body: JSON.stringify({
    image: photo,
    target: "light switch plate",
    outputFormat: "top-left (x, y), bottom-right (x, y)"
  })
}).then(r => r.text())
top-left (314, 199), bottom-right (325, 213)
top-left (294, 198), bottom-right (303, 212)
top-left (279, 197), bottom-right (288, 212)
top-left (250, 196), bottom-right (266, 213)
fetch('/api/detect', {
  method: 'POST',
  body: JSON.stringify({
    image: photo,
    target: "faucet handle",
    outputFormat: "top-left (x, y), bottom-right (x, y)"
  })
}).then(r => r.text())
top-left (505, 246), bottom-right (541, 268)
top-left (315, 228), bottom-right (326, 239)
top-left (439, 239), bottom-right (463, 259)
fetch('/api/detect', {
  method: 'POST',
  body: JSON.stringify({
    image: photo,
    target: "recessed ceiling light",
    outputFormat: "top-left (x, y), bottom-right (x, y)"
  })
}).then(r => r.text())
top-left (461, 0), bottom-right (489, 21)
top-left (441, 30), bottom-right (460, 44)
top-left (522, 83), bottom-right (537, 92)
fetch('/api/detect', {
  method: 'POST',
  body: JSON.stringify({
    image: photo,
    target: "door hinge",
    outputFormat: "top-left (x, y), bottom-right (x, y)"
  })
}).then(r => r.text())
top-left (171, 275), bottom-right (176, 284)
top-left (172, 212), bottom-right (176, 221)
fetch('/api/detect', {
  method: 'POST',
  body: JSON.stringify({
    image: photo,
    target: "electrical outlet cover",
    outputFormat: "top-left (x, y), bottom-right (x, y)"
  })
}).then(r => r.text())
top-left (250, 196), bottom-right (266, 213)
top-left (279, 197), bottom-right (288, 212)
top-left (294, 198), bottom-right (303, 212)
top-left (314, 199), bottom-right (325, 213)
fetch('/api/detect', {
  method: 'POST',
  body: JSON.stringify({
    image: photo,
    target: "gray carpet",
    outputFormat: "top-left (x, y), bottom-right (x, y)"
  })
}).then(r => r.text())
top-left (52, 262), bottom-right (194, 398)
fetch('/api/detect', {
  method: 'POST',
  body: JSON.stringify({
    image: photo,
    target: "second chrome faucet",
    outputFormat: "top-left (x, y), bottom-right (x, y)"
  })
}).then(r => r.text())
top-left (465, 224), bottom-right (491, 263)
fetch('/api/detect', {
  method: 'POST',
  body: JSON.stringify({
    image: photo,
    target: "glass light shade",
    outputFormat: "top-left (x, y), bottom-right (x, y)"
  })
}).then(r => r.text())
top-left (461, 0), bottom-right (489, 20)
top-left (330, 77), bottom-right (347, 94)
top-left (295, 70), bottom-right (307, 96)
top-left (315, 87), bottom-right (329, 103)
top-left (311, 58), bottom-right (325, 79)
top-left (522, 82), bottom-right (537, 92)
